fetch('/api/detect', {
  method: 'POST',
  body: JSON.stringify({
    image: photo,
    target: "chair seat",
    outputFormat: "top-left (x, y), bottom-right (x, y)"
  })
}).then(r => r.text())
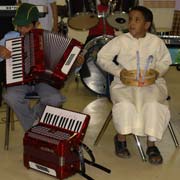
top-left (24, 92), bottom-right (40, 99)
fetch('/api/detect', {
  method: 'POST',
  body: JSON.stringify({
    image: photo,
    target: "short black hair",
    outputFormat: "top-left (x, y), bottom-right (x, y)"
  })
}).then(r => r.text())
top-left (129, 6), bottom-right (153, 24)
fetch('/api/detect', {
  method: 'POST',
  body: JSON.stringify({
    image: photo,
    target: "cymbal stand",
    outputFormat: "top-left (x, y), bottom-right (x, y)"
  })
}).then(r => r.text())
top-left (58, 2), bottom-right (68, 36)
top-left (83, 0), bottom-right (86, 13)
top-left (58, 17), bottom-right (68, 36)
top-left (102, 12), bottom-right (107, 35)
top-left (101, 0), bottom-right (112, 36)
top-left (66, 0), bottom-right (72, 17)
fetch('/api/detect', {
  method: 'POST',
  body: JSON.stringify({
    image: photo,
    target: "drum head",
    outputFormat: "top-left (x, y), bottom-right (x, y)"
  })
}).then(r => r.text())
top-left (68, 12), bottom-right (99, 30)
top-left (107, 12), bottom-right (128, 31)
top-left (80, 35), bottom-right (113, 96)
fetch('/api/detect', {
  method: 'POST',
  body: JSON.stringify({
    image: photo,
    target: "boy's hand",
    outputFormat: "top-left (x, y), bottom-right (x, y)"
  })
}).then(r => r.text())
top-left (74, 54), bottom-right (85, 67)
top-left (0, 46), bottom-right (11, 59)
top-left (120, 68), bottom-right (128, 78)
top-left (151, 69), bottom-right (159, 79)
top-left (138, 76), bottom-right (145, 87)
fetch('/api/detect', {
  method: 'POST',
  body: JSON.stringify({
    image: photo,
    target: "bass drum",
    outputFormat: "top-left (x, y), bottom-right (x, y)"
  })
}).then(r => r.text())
top-left (80, 35), bottom-right (113, 96)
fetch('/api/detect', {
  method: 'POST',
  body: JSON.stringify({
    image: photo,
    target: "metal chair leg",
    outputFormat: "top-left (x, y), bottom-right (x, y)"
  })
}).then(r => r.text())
top-left (94, 111), bottom-right (112, 146)
top-left (10, 109), bottom-right (15, 131)
top-left (134, 135), bottom-right (147, 161)
top-left (168, 121), bottom-right (179, 148)
top-left (4, 105), bottom-right (11, 150)
top-left (4, 93), bottom-right (40, 150)
top-left (94, 110), bottom-right (146, 161)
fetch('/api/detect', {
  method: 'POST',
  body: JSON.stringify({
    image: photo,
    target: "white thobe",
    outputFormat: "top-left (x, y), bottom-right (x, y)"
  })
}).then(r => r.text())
top-left (97, 32), bottom-right (172, 140)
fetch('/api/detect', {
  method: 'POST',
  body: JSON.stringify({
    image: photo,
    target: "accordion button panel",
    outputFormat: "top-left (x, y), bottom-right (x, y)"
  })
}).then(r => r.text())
top-left (61, 46), bottom-right (81, 74)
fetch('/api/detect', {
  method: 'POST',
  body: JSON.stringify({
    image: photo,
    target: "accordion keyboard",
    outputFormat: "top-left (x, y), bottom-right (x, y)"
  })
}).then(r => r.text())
top-left (40, 106), bottom-right (88, 133)
top-left (5, 37), bottom-right (23, 84)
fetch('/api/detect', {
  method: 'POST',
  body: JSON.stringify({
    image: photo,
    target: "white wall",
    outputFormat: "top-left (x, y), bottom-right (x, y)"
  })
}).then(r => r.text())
top-left (140, 0), bottom-right (175, 32)
top-left (175, 0), bottom-right (180, 10)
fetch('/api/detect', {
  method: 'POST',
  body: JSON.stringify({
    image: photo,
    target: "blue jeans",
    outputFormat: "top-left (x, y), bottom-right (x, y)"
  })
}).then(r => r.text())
top-left (3, 83), bottom-right (66, 131)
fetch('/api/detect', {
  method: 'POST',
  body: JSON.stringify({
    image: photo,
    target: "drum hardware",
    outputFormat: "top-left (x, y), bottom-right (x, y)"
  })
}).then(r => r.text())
top-left (66, 0), bottom-right (72, 17)
top-left (57, 4), bottom-right (68, 36)
top-left (58, 18), bottom-right (68, 36)
top-left (101, 11), bottom-right (108, 35)
top-left (110, 0), bottom-right (138, 13)
top-left (57, 5), bottom-right (68, 18)
top-left (88, 0), bottom-right (96, 14)
top-left (97, 11), bottom-right (109, 18)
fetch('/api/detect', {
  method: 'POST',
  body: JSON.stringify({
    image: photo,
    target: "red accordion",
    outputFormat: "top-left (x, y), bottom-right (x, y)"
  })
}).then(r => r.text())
top-left (23, 105), bottom-right (90, 179)
top-left (5, 29), bottom-right (82, 88)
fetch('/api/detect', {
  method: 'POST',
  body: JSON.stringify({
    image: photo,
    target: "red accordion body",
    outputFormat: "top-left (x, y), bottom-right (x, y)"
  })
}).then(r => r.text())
top-left (5, 29), bottom-right (82, 88)
top-left (23, 105), bottom-right (90, 179)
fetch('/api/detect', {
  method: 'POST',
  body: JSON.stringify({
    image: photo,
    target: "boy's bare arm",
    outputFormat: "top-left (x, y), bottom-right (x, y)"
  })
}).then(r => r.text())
top-left (0, 45), bottom-right (11, 59)
top-left (51, 2), bottom-right (58, 33)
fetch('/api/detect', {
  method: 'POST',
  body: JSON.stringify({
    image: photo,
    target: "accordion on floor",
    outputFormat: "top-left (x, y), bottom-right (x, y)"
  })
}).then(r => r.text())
top-left (5, 29), bottom-right (82, 88)
top-left (23, 105), bottom-right (90, 179)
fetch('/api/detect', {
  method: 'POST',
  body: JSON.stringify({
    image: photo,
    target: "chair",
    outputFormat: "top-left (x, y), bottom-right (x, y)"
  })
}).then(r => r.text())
top-left (88, 74), bottom-right (146, 161)
top-left (94, 96), bottom-right (179, 161)
top-left (94, 110), bottom-right (147, 161)
top-left (94, 72), bottom-right (179, 161)
top-left (4, 92), bottom-right (40, 150)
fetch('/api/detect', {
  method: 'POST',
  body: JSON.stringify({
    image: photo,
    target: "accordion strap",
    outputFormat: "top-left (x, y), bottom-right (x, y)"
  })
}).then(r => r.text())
top-left (77, 143), bottom-right (111, 180)
top-left (78, 144), bottom-right (94, 180)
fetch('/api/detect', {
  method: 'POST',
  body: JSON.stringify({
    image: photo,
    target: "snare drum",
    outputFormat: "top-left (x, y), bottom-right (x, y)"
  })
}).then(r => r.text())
top-left (120, 69), bottom-right (157, 86)
top-left (80, 35), bottom-right (113, 96)
top-left (67, 0), bottom-right (99, 30)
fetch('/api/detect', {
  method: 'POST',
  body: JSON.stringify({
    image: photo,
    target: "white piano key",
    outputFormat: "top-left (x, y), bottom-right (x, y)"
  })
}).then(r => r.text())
top-left (63, 118), bottom-right (69, 129)
top-left (52, 116), bottom-right (59, 126)
top-left (50, 114), bottom-right (57, 125)
top-left (54, 116), bottom-right (62, 127)
top-left (47, 114), bottom-right (54, 124)
top-left (59, 117), bottom-right (65, 128)
top-left (66, 119), bottom-right (73, 130)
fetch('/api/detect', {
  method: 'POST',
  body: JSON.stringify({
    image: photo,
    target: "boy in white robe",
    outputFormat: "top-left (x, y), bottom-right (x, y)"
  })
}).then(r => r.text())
top-left (97, 6), bottom-right (172, 164)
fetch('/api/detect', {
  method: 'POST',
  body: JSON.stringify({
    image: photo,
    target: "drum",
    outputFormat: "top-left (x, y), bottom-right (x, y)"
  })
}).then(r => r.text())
top-left (120, 69), bottom-right (157, 86)
top-left (106, 12), bottom-right (128, 31)
top-left (67, 0), bottom-right (99, 30)
top-left (107, 0), bottom-right (138, 31)
top-left (80, 35), bottom-right (113, 96)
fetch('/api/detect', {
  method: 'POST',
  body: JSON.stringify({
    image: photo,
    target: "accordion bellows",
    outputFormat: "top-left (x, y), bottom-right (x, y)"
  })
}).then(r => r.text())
top-left (120, 69), bottom-right (157, 86)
